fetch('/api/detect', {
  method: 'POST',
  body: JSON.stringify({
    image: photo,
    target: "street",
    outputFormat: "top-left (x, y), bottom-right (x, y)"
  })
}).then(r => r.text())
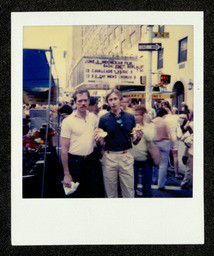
top-left (137, 140), bottom-right (192, 198)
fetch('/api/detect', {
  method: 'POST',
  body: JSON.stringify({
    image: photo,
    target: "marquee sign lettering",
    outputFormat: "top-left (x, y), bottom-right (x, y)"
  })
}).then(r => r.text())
top-left (83, 57), bottom-right (144, 85)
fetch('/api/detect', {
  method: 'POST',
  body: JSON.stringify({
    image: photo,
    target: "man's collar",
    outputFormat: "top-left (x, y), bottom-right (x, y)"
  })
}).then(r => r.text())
top-left (74, 110), bottom-right (89, 119)
top-left (110, 108), bottom-right (125, 116)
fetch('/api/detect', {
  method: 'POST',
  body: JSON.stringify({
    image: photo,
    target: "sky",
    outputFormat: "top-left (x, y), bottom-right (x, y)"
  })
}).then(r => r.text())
top-left (23, 26), bottom-right (72, 89)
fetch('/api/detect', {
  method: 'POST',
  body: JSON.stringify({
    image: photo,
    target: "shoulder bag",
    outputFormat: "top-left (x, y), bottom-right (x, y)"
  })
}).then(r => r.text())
top-left (147, 141), bottom-right (161, 166)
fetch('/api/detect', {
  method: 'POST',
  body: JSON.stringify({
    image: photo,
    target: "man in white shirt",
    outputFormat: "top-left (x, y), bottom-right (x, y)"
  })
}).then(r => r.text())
top-left (60, 89), bottom-right (99, 197)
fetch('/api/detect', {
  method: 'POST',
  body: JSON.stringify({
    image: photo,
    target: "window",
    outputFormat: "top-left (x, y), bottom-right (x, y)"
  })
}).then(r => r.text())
top-left (178, 37), bottom-right (188, 63)
top-left (104, 38), bottom-right (107, 47)
top-left (158, 25), bottom-right (165, 32)
top-left (109, 33), bottom-right (113, 45)
top-left (121, 40), bottom-right (126, 53)
top-left (157, 48), bottom-right (163, 69)
top-left (114, 26), bottom-right (119, 39)
top-left (129, 32), bottom-right (136, 47)
top-left (140, 25), bottom-right (143, 40)
top-left (99, 29), bottom-right (102, 40)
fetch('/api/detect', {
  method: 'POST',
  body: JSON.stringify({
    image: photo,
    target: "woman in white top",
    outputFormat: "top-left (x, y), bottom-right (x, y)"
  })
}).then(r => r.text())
top-left (131, 105), bottom-right (156, 197)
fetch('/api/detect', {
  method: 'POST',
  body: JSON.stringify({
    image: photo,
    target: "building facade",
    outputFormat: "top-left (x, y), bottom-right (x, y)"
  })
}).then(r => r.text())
top-left (66, 25), bottom-right (193, 110)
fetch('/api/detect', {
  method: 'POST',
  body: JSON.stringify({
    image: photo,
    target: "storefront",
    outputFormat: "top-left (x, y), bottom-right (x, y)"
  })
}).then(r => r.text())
top-left (121, 91), bottom-right (175, 107)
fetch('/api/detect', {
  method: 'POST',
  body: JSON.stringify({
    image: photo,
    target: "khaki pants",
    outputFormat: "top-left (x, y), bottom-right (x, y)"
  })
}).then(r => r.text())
top-left (101, 150), bottom-right (134, 198)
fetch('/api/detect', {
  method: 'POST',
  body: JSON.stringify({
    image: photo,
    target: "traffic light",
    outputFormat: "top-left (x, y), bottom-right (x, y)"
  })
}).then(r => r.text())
top-left (160, 74), bottom-right (171, 85)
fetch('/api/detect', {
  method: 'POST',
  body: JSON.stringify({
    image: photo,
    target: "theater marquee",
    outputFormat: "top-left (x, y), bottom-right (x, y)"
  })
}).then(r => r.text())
top-left (83, 56), bottom-right (144, 86)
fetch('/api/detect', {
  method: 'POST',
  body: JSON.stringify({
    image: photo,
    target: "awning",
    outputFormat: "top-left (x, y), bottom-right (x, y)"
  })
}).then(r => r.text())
top-left (75, 82), bottom-right (111, 91)
top-left (23, 49), bottom-right (57, 104)
top-left (23, 49), bottom-right (55, 93)
top-left (121, 91), bottom-right (175, 99)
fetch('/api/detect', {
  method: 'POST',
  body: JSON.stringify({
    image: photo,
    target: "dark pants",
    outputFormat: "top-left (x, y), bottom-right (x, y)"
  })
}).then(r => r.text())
top-left (68, 152), bottom-right (100, 198)
top-left (134, 160), bottom-right (152, 197)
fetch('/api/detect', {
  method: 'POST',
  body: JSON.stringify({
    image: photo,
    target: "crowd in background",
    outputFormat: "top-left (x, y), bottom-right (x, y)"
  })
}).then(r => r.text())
top-left (23, 91), bottom-right (193, 198)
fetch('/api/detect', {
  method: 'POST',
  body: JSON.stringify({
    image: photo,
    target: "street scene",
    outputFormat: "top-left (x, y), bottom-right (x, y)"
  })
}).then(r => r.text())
top-left (22, 24), bottom-right (194, 199)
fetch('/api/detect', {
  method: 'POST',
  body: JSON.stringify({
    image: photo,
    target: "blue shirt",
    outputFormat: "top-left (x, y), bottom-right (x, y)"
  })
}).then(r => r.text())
top-left (98, 109), bottom-right (136, 151)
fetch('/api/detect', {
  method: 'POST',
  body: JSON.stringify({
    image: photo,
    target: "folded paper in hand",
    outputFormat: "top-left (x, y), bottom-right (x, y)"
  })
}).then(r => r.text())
top-left (63, 181), bottom-right (80, 195)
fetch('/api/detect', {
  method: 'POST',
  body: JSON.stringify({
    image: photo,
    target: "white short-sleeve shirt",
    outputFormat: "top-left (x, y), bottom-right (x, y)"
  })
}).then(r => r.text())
top-left (61, 110), bottom-right (98, 156)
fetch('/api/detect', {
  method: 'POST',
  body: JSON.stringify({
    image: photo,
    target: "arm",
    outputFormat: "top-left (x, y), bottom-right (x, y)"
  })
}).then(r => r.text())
top-left (94, 133), bottom-right (105, 146)
top-left (166, 123), bottom-right (174, 148)
top-left (143, 123), bottom-right (156, 142)
top-left (132, 117), bottom-right (143, 145)
top-left (132, 130), bottom-right (143, 145)
top-left (60, 137), bottom-right (73, 187)
top-left (94, 117), bottom-right (105, 146)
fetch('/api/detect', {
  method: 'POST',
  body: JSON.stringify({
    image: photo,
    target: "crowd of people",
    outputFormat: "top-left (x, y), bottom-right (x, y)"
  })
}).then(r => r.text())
top-left (58, 89), bottom-right (193, 198)
top-left (23, 89), bottom-right (193, 198)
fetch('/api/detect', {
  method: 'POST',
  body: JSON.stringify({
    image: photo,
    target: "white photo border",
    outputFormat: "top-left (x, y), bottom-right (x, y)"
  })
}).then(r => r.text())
top-left (11, 11), bottom-right (204, 245)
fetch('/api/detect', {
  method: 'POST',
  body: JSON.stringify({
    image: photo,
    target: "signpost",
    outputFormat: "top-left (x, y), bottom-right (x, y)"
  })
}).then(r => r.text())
top-left (138, 29), bottom-right (169, 112)
top-left (138, 34), bottom-right (162, 112)
top-left (138, 43), bottom-right (162, 51)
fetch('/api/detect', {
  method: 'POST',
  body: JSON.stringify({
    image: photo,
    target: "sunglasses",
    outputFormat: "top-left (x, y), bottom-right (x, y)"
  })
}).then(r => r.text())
top-left (116, 117), bottom-right (124, 127)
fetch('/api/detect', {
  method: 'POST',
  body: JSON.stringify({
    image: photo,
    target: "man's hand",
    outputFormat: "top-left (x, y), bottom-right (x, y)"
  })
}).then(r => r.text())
top-left (63, 173), bottom-right (73, 188)
top-left (132, 126), bottom-right (144, 145)
top-left (135, 129), bottom-right (144, 141)
top-left (95, 135), bottom-right (105, 145)
top-left (94, 128), bottom-right (106, 146)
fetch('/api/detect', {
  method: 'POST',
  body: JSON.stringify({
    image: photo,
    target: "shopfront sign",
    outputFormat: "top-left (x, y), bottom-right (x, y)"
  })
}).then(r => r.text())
top-left (123, 93), bottom-right (175, 99)
top-left (153, 32), bottom-right (169, 38)
top-left (83, 57), bottom-right (144, 86)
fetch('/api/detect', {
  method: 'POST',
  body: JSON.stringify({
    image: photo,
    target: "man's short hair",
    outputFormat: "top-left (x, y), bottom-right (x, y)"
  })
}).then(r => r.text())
top-left (30, 104), bottom-right (36, 109)
top-left (161, 100), bottom-right (172, 111)
top-left (59, 104), bottom-right (73, 115)
top-left (134, 104), bottom-right (147, 116)
top-left (157, 108), bottom-right (168, 117)
top-left (89, 96), bottom-right (98, 106)
top-left (105, 89), bottom-right (122, 103)
top-left (102, 104), bottom-right (108, 110)
top-left (73, 89), bottom-right (90, 102)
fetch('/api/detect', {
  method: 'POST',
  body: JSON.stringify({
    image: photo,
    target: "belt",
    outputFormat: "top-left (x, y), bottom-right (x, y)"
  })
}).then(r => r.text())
top-left (68, 152), bottom-right (94, 160)
top-left (154, 138), bottom-right (169, 142)
top-left (106, 150), bottom-right (129, 154)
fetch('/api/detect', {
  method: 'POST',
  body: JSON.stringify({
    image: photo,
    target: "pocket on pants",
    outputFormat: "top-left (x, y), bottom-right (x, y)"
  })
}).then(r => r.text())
top-left (124, 151), bottom-right (134, 165)
top-left (102, 151), bottom-right (117, 167)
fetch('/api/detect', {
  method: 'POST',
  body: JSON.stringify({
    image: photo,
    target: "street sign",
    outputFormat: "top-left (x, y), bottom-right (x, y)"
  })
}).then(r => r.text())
top-left (153, 32), bottom-right (169, 38)
top-left (138, 43), bottom-right (162, 51)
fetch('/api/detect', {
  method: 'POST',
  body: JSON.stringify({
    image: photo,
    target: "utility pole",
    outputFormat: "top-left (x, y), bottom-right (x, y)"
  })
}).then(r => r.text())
top-left (41, 46), bottom-right (53, 198)
top-left (146, 25), bottom-right (154, 111)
